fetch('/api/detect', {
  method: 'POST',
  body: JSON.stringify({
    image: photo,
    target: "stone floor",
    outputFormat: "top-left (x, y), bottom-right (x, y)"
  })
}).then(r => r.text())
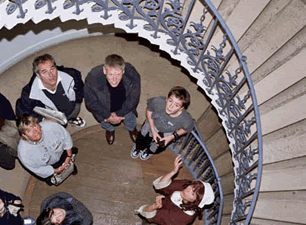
top-left (23, 124), bottom-right (198, 224)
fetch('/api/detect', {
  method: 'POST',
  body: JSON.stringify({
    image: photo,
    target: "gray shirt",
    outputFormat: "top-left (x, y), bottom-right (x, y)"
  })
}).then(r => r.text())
top-left (147, 96), bottom-right (193, 133)
top-left (18, 120), bottom-right (73, 178)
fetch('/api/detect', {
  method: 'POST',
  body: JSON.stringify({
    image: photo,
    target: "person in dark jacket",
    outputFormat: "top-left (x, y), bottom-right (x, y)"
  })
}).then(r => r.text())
top-left (84, 54), bottom-right (140, 145)
top-left (0, 188), bottom-right (24, 225)
top-left (36, 192), bottom-right (93, 225)
top-left (15, 54), bottom-right (86, 127)
top-left (0, 92), bottom-right (19, 170)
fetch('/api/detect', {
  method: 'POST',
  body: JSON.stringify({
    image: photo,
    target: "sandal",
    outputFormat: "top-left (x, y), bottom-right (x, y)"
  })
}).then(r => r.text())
top-left (69, 117), bottom-right (86, 127)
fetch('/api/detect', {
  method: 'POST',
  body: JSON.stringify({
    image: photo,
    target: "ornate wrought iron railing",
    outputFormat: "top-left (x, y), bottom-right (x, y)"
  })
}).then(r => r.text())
top-left (169, 123), bottom-right (223, 225)
top-left (0, 0), bottom-right (263, 224)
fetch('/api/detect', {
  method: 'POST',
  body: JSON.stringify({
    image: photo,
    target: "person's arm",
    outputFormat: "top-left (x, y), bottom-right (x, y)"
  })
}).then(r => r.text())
top-left (160, 154), bottom-right (183, 183)
top-left (18, 146), bottom-right (54, 178)
top-left (115, 64), bottom-right (141, 117)
top-left (84, 78), bottom-right (111, 122)
top-left (54, 123), bottom-right (74, 174)
top-left (24, 160), bottom-right (55, 178)
top-left (60, 66), bottom-right (84, 104)
top-left (160, 128), bottom-right (187, 146)
top-left (53, 150), bottom-right (72, 175)
top-left (146, 109), bottom-right (161, 143)
top-left (54, 164), bottom-right (67, 175)
top-left (15, 75), bottom-right (44, 121)
top-left (58, 122), bottom-right (73, 150)
top-left (61, 148), bottom-right (73, 169)
top-left (136, 195), bottom-right (164, 220)
top-left (143, 195), bottom-right (164, 212)
top-left (56, 123), bottom-right (73, 171)
top-left (15, 93), bottom-right (44, 122)
top-left (72, 70), bottom-right (84, 104)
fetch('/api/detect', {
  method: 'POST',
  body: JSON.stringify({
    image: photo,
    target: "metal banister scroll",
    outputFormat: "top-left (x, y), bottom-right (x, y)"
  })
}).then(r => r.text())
top-left (0, 0), bottom-right (263, 224)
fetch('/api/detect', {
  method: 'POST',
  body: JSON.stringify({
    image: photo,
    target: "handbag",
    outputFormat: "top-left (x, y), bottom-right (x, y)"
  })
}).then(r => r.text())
top-left (51, 154), bottom-right (76, 186)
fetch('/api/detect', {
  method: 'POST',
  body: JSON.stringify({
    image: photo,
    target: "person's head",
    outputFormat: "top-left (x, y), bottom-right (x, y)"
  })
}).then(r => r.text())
top-left (180, 180), bottom-right (214, 219)
top-left (33, 54), bottom-right (58, 91)
top-left (0, 198), bottom-right (4, 212)
top-left (103, 54), bottom-right (125, 88)
top-left (36, 208), bottom-right (66, 225)
top-left (181, 181), bottom-right (205, 205)
top-left (165, 86), bottom-right (190, 117)
top-left (17, 115), bottom-right (41, 142)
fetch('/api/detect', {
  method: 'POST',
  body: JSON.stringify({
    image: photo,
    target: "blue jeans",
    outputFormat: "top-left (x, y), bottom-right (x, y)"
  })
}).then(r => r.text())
top-left (101, 111), bottom-right (137, 132)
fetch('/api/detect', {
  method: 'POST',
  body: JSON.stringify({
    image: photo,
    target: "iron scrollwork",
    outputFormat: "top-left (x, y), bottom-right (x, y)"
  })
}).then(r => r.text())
top-left (34, 0), bottom-right (56, 14)
top-left (6, 0), bottom-right (27, 18)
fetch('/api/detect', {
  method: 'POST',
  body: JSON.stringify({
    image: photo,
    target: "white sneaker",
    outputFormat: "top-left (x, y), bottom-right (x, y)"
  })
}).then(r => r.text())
top-left (130, 146), bottom-right (143, 159)
top-left (140, 149), bottom-right (152, 161)
top-left (69, 117), bottom-right (86, 127)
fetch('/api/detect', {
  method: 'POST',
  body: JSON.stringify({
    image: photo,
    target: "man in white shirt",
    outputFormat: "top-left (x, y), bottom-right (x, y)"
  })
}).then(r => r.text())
top-left (16, 54), bottom-right (85, 127)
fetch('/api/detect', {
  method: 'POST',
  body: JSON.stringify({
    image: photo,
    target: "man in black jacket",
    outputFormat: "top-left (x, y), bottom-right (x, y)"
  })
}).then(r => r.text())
top-left (84, 54), bottom-right (140, 145)
top-left (15, 54), bottom-right (85, 127)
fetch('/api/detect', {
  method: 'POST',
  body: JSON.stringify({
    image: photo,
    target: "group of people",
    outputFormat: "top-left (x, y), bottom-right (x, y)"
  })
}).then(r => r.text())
top-left (0, 53), bottom-right (215, 224)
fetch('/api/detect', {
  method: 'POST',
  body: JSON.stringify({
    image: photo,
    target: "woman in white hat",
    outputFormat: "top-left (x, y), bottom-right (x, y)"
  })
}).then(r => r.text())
top-left (137, 155), bottom-right (215, 225)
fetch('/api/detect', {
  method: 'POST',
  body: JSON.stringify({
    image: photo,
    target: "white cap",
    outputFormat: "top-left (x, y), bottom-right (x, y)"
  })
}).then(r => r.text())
top-left (198, 181), bottom-right (215, 208)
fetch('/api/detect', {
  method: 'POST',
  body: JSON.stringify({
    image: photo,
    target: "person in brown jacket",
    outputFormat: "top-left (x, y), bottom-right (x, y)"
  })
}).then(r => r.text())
top-left (136, 155), bottom-right (215, 225)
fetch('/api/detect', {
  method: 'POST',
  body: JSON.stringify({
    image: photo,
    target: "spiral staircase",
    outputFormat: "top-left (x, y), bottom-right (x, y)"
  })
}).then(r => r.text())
top-left (0, 0), bottom-right (266, 224)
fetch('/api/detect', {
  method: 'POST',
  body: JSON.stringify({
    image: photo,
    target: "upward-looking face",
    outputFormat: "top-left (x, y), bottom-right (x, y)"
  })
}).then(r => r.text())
top-left (0, 199), bottom-right (4, 211)
top-left (22, 123), bottom-right (42, 142)
top-left (103, 66), bottom-right (124, 88)
top-left (165, 94), bottom-right (184, 117)
top-left (181, 185), bottom-right (197, 203)
top-left (36, 60), bottom-right (58, 91)
top-left (49, 208), bottom-right (66, 225)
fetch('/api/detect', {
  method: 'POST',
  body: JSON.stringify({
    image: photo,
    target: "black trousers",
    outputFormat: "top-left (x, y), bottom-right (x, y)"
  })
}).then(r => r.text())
top-left (135, 132), bottom-right (166, 154)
